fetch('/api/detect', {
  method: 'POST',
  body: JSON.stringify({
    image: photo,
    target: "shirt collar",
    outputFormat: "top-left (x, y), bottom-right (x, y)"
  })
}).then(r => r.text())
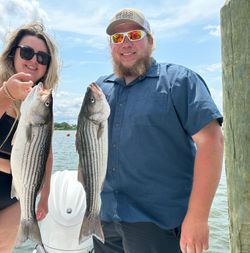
top-left (104, 58), bottom-right (160, 83)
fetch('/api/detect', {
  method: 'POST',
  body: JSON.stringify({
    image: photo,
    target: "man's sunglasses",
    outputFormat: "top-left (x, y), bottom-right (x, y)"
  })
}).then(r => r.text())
top-left (110, 30), bottom-right (147, 44)
top-left (16, 45), bottom-right (51, 66)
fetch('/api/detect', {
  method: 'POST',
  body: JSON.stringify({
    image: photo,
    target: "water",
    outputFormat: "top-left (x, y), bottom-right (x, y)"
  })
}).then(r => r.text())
top-left (14, 130), bottom-right (230, 253)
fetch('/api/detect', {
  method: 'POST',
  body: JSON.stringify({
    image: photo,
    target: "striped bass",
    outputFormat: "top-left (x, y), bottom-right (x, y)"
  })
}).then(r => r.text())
top-left (11, 82), bottom-right (53, 247)
top-left (76, 82), bottom-right (110, 243)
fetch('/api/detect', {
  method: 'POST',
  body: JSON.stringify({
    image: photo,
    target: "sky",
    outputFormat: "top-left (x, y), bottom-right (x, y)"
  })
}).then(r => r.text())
top-left (0, 0), bottom-right (225, 123)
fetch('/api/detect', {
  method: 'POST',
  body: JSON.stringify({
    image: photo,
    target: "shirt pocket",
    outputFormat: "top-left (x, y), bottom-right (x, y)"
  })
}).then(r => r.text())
top-left (125, 92), bottom-right (169, 127)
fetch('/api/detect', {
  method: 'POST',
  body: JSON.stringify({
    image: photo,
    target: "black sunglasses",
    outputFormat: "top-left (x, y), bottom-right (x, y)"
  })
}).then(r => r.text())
top-left (16, 45), bottom-right (51, 66)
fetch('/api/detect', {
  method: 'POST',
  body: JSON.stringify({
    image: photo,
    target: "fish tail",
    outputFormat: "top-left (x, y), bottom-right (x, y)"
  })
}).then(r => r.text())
top-left (16, 219), bottom-right (43, 246)
top-left (79, 213), bottom-right (104, 244)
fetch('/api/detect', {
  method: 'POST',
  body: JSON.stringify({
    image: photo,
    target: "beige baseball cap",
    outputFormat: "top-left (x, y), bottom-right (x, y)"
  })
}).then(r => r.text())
top-left (106, 8), bottom-right (151, 35)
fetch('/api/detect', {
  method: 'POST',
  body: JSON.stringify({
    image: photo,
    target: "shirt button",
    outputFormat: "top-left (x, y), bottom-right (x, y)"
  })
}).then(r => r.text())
top-left (112, 167), bottom-right (116, 171)
top-left (113, 214), bottom-right (119, 220)
top-left (119, 103), bottom-right (123, 106)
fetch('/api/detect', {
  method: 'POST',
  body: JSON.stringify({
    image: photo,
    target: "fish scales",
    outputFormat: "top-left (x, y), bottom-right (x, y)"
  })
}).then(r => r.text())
top-left (20, 125), bottom-right (51, 219)
top-left (11, 83), bottom-right (53, 248)
top-left (76, 83), bottom-right (110, 244)
top-left (79, 121), bottom-right (105, 212)
top-left (12, 122), bottom-right (52, 244)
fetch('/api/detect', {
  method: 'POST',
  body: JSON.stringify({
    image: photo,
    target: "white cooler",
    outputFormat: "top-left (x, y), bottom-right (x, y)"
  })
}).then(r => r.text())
top-left (34, 170), bottom-right (93, 253)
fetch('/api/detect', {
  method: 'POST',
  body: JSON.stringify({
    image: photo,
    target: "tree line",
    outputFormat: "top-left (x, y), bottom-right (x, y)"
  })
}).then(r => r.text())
top-left (54, 122), bottom-right (77, 130)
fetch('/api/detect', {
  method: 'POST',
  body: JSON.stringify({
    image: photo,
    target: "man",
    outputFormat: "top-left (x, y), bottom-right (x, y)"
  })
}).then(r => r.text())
top-left (93, 8), bottom-right (224, 253)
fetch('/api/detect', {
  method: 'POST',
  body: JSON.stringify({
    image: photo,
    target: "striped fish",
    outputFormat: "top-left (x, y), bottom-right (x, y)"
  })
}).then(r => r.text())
top-left (11, 82), bottom-right (53, 247)
top-left (76, 83), bottom-right (110, 244)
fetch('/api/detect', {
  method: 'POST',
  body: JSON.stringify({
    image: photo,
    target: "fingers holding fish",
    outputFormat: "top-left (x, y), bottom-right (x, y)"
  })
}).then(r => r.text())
top-left (4, 72), bottom-right (34, 100)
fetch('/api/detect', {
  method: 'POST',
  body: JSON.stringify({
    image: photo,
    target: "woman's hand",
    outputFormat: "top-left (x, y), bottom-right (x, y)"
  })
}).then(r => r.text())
top-left (36, 194), bottom-right (49, 221)
top-left (4, 72), bottom-right (34, 100)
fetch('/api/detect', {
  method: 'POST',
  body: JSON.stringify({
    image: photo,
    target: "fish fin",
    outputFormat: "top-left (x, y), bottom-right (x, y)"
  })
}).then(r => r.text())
top-left (79, 213), bottom-right (104, 244)
top-left (97, 123), bottom-right (104, 139)
top-left (35, 244), bottom-right (48, 253)
top-left (26, 124), bottom-right (32, 142)
top-left (10, 182), bottom-right (19, 199)
top-left (16, 219), bottom-right (43, 246)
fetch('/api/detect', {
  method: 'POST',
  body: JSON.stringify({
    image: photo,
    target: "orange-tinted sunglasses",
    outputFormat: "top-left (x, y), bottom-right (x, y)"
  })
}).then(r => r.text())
top-left (110, 30), bottom-right (147, 44)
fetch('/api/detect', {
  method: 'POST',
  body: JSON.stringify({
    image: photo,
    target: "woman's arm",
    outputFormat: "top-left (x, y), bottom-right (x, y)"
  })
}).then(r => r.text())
top-left (0, 85), bottom-right (13, 118)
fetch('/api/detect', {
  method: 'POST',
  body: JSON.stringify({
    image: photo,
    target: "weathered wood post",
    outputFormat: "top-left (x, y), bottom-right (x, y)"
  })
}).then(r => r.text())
top-left (220, 0), bottom-right (250, 252)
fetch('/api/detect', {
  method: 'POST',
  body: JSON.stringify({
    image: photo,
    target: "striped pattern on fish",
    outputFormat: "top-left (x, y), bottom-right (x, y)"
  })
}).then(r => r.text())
top-left (76, 83), bottom-right (110, 244)
top-left (13, 124), bottom-right (51, 244)
top-left (11, 83), bottom-right (53, 247)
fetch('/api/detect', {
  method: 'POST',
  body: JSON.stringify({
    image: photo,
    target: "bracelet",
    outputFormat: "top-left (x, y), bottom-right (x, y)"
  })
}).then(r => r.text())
top-left (2, 81), bottom-right (16, 101)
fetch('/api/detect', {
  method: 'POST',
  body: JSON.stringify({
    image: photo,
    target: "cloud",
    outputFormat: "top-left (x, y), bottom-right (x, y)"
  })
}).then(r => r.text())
top-left (205, 63), bottom-right (222, 72)
top-left (0, 0), bottom-right (224, 45)
top-left (57, 34), bottom-right (108, 50)
top-left (0, 0), bottom-right (224, 121)
top-left (53, 91), bottom-right (83, 123)
top-left (210, 87), bottom-right (223, 112)
top-left (47, 0), bottom-right (224, 37)
top-left (192, 62), bottom-right (222, 111)
top-left (204, 25), bottom-right (221, 37)
top-left (47, 9), bottom-right (107, 37)
top-left (0, 0), bottom-right (48, 41)
top-left (195, 63), bottom-right (222, 75)
top-left (146, 0), bottom-right (224, 35)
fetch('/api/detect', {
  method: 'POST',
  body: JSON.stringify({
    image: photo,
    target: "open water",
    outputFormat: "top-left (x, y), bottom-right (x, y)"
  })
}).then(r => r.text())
top-left (14, 130), bottom-right (230, 253)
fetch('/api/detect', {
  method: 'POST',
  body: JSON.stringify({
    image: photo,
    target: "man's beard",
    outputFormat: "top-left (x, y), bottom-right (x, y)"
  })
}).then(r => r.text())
top-left (112, 53), bottom-right (152, 79)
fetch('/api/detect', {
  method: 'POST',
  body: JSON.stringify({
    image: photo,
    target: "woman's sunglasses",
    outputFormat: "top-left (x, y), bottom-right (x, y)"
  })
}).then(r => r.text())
top-left (16, 45), bottom-right (51, 66)
top-left (110, 30), bottom-right (147, 44)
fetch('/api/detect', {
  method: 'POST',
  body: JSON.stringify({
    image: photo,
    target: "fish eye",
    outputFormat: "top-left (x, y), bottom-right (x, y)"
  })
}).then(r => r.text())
top-left (89, 97), bottom-right (95, 104)
top-left (44, 99), bottom-right (51, 107)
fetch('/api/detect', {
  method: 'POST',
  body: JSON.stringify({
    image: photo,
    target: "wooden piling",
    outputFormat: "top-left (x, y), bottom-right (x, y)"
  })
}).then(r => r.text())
top-left (221, 0), bottom-right (250, 252)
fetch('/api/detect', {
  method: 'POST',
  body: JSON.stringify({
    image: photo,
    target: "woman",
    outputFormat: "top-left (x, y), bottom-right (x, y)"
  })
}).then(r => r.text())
top-left (0, 22), bottom-right (59, 252)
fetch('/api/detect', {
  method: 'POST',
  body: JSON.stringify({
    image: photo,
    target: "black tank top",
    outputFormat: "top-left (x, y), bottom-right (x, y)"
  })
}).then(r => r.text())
top-left (0, 113), bottom-right (18, 160)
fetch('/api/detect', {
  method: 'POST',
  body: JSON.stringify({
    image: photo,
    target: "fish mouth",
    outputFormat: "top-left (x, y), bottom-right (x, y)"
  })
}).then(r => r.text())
top-left (35, 82), bottom-right (52, 101)
top-left (88, 83), bottom-right (102, 98)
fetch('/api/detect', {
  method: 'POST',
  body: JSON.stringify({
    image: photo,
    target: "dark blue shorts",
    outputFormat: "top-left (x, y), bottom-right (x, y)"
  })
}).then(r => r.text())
top-left (93, 221), bottom-right (182, 253)
top-left (0, 171), bottom-right (18, 210)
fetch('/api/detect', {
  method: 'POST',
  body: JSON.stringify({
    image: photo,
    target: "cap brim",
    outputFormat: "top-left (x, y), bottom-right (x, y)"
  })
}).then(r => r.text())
top-left (106, 19), bottom-right (145, 35)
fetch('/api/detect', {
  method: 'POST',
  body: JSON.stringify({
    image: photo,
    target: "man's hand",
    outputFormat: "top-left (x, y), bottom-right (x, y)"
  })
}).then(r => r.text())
top-left (180, 214), bottom-right (209, 253)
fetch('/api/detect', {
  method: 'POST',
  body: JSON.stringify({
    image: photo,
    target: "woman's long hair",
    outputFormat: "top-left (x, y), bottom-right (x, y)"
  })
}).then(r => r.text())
top-left (0, 22), bottom-right (60, 115)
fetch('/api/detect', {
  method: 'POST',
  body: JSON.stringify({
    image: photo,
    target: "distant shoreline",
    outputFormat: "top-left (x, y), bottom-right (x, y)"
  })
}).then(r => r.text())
top-left (54, 122), bottom-right (76, 130)
top-left (54, 128), bottom-right (76, 130)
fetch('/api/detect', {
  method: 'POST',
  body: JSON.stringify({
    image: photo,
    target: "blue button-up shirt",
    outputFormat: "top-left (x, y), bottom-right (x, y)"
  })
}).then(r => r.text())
top-left (96, 59), bottom-right (223, 230)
